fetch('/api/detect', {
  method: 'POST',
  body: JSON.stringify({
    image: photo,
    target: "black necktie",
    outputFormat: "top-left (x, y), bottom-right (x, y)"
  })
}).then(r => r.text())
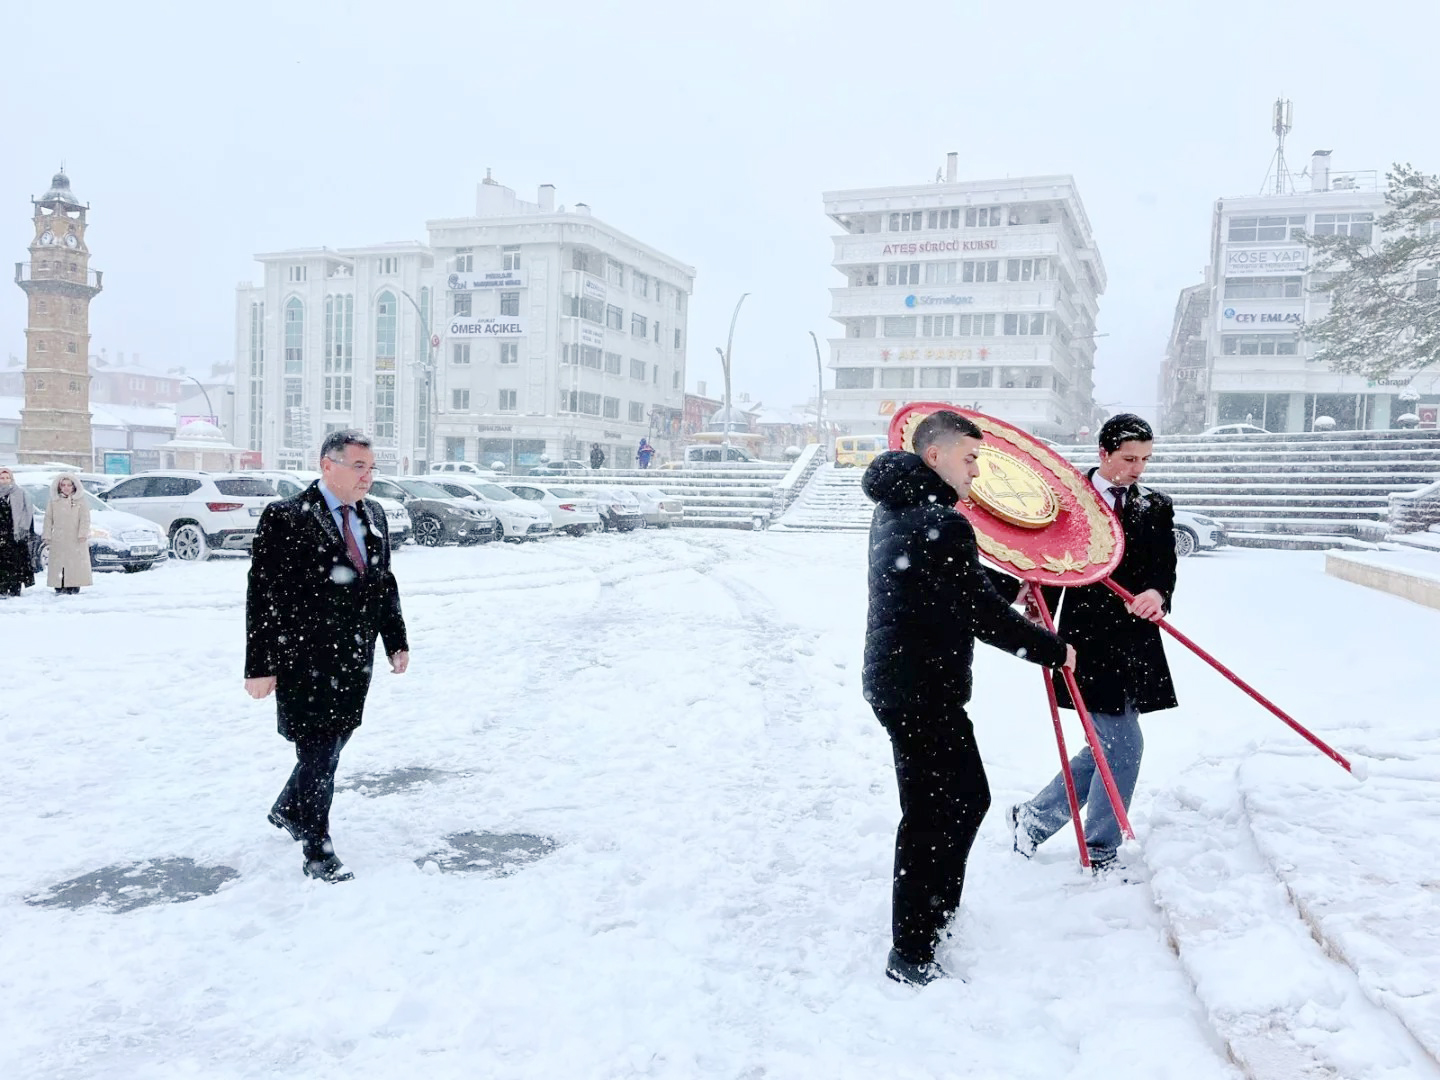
top-left (1108, 485), bottom-right (1127, 516)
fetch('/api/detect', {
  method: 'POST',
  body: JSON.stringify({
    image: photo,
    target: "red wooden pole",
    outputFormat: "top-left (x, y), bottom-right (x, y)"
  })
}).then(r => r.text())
top-left (1041, 665), bottom-right (1091, 867)
top-left (1101, 578), bottom-right (1352, 774)
top-left (1030, 586), bottom-right (1136, 840)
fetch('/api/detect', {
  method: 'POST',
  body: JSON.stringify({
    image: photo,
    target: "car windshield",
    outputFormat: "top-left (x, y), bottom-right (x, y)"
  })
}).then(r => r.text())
top-left (214, 478), bottom-right (276, 497)
top-left (22, 483), bottom-right (108, 513)
top-left (548, 486), bottom-right (584, 499)
top-left (397, 479), bottom-right (452, 499)
top-left (477, 483), bottom-right (516, 500)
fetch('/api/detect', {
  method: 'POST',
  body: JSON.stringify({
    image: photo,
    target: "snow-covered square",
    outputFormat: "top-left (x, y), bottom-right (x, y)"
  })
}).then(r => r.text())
top-left (1, 533), bottom-right (1437, 1079)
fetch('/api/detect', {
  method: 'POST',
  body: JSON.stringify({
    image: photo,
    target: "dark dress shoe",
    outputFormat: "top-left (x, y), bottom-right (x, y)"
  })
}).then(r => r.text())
top-left (303, 854), bottom-right (354, 883)
top-left (885, 948), bottom-right (951, 987)
top-left (267, 808), bottom-right (302, 842)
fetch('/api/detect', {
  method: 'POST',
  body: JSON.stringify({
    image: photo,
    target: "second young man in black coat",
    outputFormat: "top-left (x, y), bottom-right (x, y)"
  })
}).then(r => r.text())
top-left (863, 409), bottom-right (1074, 986)
top-left (1010, 413), bottom-right (1177, 872)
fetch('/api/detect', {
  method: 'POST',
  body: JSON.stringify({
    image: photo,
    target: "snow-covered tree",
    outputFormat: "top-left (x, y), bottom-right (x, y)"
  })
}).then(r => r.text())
top-left (1306, 164), bottom-right (1440, 379)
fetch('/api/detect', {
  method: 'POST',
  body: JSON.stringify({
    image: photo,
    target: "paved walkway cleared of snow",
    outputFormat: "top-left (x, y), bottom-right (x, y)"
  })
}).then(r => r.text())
top-left (0, 534), bottom-right (1434, 1078)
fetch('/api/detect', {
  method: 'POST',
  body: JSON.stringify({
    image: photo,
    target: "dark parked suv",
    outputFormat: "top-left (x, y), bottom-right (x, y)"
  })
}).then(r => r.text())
top-left (368, 477), bottom-right (498, 546)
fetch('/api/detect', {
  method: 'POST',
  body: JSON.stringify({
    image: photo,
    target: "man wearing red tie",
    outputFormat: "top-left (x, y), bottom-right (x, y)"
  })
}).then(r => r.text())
top-left (245, 431), bottom-right (409, 883)
top-left (1010, 414), bottom-right (1177, 873)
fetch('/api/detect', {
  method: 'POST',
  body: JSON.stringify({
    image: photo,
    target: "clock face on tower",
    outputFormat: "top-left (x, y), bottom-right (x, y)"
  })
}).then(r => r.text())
top-left (64, 233), bottom-right (78, 248)
top-left (39, 230), bottom-right (55, 246)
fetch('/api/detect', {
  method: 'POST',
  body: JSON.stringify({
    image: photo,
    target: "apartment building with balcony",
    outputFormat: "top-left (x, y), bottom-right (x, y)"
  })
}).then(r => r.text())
top-left (821, 155), bottom-right (1105, 439)
top-left (1196, 151), bottom-right (1425, 432)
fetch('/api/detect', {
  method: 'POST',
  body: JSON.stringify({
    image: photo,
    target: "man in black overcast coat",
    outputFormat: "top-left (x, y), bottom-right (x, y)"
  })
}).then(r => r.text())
top-left (245, 430), bottom-right (409, 883)
top-left (863, 409), bottom-right (1074, 986)
top-left (1010, 413), bottom-right (1177, 872)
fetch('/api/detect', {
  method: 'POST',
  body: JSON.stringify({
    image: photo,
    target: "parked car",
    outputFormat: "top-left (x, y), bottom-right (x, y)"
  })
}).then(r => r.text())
top-left (430, 478), bottom-right (553, 541)
top-left (1172, 508), bottom-right (1226, 557)
top-left (1202, 423), bottom-right (1270, 436)
top-left (529, 459), bottom-right (589, 476)
top-left (623, 487), bottom-right (684, 528)
top-left (99, 471), bottom-right (277, 561)
top-left (579, 487), bottom-right (643, 531)
top-left (666, 445), bottom-right (766, 468)
top-left (367, 476), bottom-right (497, 546)
top-left (73, 472), bottom-right (124, 496)
top-left (248, 470), bottom-right (413, 546)
top-left (834, 435), bottom-right (887, 468)
top-left (429, 461), bottom-right (496, 478)
top-left (16, 474), bottom-right (168, 573)
top-left (502, 482), bottom-right (602, 536)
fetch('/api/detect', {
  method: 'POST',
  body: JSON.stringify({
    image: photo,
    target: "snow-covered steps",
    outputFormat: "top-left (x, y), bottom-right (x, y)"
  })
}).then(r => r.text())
top-left (1325, 549), bottom-right (1440, 610)
top-left (1144, 760), bottom-right (1440, 1080)
top-left (773, 463), bottom-right (873, 531)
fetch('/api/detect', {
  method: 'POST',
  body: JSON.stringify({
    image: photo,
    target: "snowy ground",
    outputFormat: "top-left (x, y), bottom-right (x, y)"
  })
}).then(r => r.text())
top-left (1, 532), bottom-right (1437, 1079)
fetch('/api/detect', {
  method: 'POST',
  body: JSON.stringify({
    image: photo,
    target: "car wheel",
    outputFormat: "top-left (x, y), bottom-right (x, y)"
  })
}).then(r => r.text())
top-left (1173, 527), bottom-right (1197, 558)
top-left (565, 525), bottom-right (586, 537)
top-left (171, 522), bottom-right (210, 561)
top-left (414, 515), bottom-right (445, 546)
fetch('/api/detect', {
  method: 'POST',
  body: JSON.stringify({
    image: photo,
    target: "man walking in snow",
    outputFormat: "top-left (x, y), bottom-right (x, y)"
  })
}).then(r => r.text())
top-left (862, 409), bottom-right (1075, 986)
top-left (1009, 413), bottom-right (1177, 873)
top-left (245, 430), bottom-right (409, 883)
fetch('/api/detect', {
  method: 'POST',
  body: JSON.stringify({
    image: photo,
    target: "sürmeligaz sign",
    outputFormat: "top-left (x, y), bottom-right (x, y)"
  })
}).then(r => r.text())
top-left (449, 317), bottom-right (527, 337)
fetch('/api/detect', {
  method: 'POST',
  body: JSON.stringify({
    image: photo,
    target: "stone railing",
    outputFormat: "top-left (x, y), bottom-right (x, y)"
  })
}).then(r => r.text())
top-left (1388, 479), bottom-right (1440, 533)
top-left (769, 444), bottom-right (826, 524)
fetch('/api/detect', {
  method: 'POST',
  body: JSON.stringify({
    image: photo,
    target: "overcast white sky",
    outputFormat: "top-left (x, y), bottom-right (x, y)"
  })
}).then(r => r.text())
top-left (4, 0), bottom-right (1437, 422)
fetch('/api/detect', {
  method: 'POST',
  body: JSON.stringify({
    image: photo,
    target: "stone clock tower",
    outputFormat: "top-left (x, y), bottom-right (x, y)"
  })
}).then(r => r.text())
top-left (14, 170), bottom-right (103, 467)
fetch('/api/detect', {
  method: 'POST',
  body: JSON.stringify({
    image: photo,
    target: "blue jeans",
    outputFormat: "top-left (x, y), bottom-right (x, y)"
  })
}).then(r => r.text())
top-left (1023, 706), bottom-right (1143, 859)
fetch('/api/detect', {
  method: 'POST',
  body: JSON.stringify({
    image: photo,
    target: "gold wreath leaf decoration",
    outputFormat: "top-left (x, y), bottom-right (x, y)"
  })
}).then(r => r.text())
top-left (1041, 551), bottom-right (1087, 574)
top-left (975, 530), bottom-right (1038, 571)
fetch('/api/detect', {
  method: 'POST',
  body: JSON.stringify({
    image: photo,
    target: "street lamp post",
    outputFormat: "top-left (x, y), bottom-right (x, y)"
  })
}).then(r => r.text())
top-left (401, 289), bottom-right (436, 472)
top-left (716, 292), bottom-right (749, 454)
top-left (182, 375), bottom-right (215, 426)
top-left (808, 330), bottom-right (825, 455)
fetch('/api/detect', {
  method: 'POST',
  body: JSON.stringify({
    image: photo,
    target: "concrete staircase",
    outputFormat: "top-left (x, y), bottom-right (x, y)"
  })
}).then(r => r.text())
top-left (562, 461), bottom-right (793, 529)
top-left (776, 430), bottom-right (1440, 548)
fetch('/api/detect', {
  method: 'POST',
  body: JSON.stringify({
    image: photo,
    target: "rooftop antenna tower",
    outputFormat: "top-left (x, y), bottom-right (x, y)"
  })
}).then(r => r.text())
top-left (1260, 97), bottom-right (1295, 195)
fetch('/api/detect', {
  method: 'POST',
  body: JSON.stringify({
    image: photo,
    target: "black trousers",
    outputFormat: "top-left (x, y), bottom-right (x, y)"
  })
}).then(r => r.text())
top-left (873, 705), bottom-right (992, 963)
top-left (273, 730), bottom-right (353, 861)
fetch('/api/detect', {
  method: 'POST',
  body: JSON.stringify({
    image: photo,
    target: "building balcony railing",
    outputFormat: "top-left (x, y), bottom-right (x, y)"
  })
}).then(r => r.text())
top-left (15, 262), bottom-right (103, 290)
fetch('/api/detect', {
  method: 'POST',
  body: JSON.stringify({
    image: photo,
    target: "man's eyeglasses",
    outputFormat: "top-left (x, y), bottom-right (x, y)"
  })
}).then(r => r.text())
top-left (325, 457), bottom-right (377, 477)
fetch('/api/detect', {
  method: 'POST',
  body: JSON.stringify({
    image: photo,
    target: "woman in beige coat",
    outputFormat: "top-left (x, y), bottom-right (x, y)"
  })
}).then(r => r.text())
top-left (44, 473), bottom-right (92, 594)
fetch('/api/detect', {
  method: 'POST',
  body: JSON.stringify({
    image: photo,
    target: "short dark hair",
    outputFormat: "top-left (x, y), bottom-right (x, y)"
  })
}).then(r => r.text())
top-left (913, 409), bottom-right (983, 456)
top-left (1098, 413), bottom-right (1154, 453)
top-left (320, 429), bottom-right (373, 463)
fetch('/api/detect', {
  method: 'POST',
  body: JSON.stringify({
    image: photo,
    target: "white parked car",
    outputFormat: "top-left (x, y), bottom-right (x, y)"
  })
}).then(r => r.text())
top-left (579, 486), bottom-right (644, 532)
top-left (1201, 423), bottom-right (1270, 436)
top-left (429, 478), bottom-right (553, 541)
top-left (502, 482), bottom-right (601, 536)
top-left (624, 487), bottom-right (684, 528)
top-left (99, 471), bottom-right (278, 561)
top-left (247, 470), bottom-right (413, 546)
top-left (15, 473), bottom-right (168, 573)
top-left (1172, 508), bottom-right (1226, 557)
top-left (429, 461), bottom-right (496, 478)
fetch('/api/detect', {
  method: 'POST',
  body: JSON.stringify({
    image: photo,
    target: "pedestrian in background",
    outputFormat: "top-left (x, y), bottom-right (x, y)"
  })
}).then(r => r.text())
top-left (590, 443), bottom-right (605, 470)
top-left (637, 438), bottom-right (656, 469)
top-left (44, 473), bottom-right (92, 595)
top-left (245, 430), bottom-right (409, 884)
top-left (0, 467), bottom-right (36, 598)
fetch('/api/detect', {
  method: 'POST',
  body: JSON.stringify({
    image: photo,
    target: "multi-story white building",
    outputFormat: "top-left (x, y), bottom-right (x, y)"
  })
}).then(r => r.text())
top-left (1198, 151), bottom-right (1406, 432)
top-left (234, 176), bottom-right (692, 474)
top-left (821, 155), bottom-right (1105, 440)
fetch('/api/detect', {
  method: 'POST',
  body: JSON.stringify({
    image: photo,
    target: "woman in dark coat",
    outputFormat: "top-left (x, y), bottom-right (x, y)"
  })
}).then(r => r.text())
top-left (0, 467), bottom-right (36, 597)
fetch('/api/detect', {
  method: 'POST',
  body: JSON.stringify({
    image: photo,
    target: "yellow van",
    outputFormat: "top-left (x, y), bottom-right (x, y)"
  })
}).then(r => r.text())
top-left (834, 434), bottom-right (888, 468)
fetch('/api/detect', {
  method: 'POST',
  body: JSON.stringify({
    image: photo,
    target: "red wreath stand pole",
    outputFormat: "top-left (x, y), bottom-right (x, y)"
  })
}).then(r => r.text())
top-left (1028, 584), bottom-right (1136, 843)
top-left (1100, 579), bottom-right (1352, 774)
top-left (1038, 659), bottom-right (1091, 867)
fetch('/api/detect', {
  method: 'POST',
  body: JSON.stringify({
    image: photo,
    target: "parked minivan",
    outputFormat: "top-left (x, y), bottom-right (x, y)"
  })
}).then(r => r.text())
top-left (834, 435), bottom-right (888, 468)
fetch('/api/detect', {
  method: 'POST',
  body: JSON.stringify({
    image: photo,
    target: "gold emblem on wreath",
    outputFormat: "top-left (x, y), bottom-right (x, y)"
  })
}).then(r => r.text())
top-left (969, 446), bottom-right (1060, 529)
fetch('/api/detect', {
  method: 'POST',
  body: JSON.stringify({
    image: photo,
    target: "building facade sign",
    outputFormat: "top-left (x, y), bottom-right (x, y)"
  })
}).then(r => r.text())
top-left (1220, 307), bottom-right (1303, 327)
top-left (447, 270), bottom-right (526, 290)
top-left (882, 238), bottom-right (998, 256)
top-left (905, 293), bottom-right (975, 307)
top-left (580, 324), bottom-right (605, 348)
top-left (583, 277), bottom-right (606, 301)
top-left (448, 317), bottom-right (527, 338)
top-left (1224, 247), bottom-right (1307, 275)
